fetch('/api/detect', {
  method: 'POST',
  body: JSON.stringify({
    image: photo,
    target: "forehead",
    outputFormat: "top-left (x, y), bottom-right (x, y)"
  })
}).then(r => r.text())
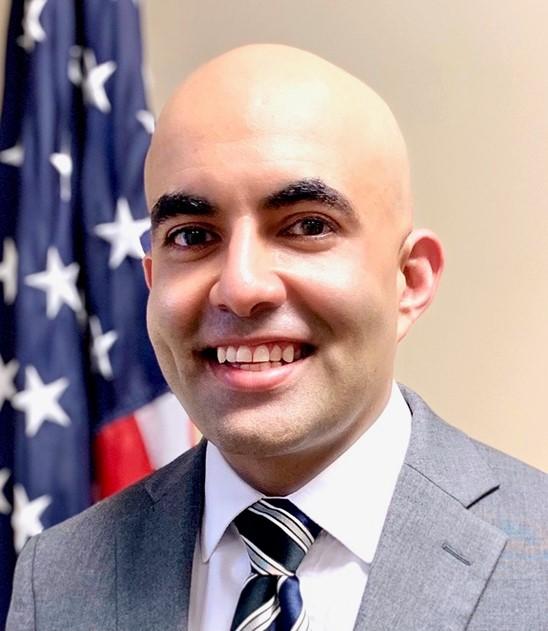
top-left (145, 74), bottom-right (407, 226)
top-left (148, 133), bottom-right (350, 205)
top-left (148, 126), bottom-right (402, 227)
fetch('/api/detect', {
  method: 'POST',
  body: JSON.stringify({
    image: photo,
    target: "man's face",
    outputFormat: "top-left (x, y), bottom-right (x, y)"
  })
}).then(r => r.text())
top-left (144, 92), bottom-right (407, 466)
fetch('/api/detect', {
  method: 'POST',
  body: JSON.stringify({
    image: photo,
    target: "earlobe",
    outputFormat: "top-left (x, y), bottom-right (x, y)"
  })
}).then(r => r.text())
top-left (143, 254), bottom-right (153, 289)
top-left (397, 229), bottom-right (444, 342)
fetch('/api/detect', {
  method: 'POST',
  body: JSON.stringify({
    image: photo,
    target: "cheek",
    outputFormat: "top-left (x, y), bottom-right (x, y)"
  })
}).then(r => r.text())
top-left (284, 249), bottom-right (394, 336)
top-left (146, 268), bottom-right (205, 350)
top-left (146, 273), bottom-right (208, 397)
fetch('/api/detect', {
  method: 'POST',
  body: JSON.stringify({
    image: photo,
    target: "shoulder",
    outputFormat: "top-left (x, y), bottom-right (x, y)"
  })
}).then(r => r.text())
top-left (473, 437), bottom-right (547, 491)
top-left (400, 383), bottom-right (547, 522)
top-left (8, 443), bottom-right (206, 629)
top-left (448, 421), bottom-right (548, 626)
top-left (30, 441), bottom-right (205, 563)
top-left (400, 385), bottom-right (547, 624)
top-left (467, 438), bottom-right (548, 534)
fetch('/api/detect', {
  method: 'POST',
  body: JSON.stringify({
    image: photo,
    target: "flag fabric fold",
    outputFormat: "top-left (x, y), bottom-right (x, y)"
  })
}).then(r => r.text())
top-left (0, 1), bottom-right (194, 624)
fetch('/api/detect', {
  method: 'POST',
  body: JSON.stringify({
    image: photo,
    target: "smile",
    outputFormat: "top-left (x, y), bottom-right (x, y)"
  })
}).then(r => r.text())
top-left (217, 342), bottom-right (309, 367)
top-left (200, 341), bottom-right (315, 390)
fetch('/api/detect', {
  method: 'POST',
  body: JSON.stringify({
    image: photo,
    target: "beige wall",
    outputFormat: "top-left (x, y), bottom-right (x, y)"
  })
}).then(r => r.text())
top-left (2, 2), bottom-right (547, 471)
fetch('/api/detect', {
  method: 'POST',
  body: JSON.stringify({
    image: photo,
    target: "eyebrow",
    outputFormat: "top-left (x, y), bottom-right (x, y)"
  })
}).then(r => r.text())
top-left (150, 177), bottom-right (356, 230)
top-left (150, 193), bottom-right (216, 230)
top-left (262, 178), bottom-right (356, 218)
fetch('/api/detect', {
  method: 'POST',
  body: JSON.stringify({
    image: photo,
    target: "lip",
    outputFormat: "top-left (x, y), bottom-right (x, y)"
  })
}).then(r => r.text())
top-left (205, 353), bottom-right (311, 392)
top-left (199, 336), bottom-right (312, 350)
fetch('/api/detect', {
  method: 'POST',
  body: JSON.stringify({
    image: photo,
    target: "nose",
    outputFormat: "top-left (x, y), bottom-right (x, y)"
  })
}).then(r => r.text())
top-left (209, 219), bottom-right (287, 317)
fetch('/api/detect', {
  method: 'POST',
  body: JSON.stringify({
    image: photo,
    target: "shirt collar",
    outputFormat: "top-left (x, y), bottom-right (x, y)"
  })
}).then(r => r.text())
top-left (201, 381), bottom-right (411, 563)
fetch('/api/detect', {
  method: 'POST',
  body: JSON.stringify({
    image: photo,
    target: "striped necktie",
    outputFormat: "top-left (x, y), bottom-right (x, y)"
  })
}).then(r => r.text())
top-left (230, 498), bottom-right (322, 631)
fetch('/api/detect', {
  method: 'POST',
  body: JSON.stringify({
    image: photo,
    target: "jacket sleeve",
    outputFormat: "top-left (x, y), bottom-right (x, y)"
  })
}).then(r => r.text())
top-left (6, 536), bottom-right (38, 631)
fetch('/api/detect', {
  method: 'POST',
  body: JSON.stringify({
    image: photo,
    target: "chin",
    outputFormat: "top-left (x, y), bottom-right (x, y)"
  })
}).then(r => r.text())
top-left (204, 417), bottom-right (312, 459)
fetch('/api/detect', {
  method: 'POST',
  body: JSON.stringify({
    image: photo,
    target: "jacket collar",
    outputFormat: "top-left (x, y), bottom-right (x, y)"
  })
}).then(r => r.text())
top-left (400, 385), bottom-right (499, 507)
top-left (116, 441), bottom-right (207, 631)
top-left (353, 385), bottom-right (508, 630)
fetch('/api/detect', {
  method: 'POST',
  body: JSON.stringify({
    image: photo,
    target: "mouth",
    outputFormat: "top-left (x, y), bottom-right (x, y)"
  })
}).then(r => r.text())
top-left (201, 341), bottom-right (315, 369)
top-left (199, 341), bottom-right (316, 391)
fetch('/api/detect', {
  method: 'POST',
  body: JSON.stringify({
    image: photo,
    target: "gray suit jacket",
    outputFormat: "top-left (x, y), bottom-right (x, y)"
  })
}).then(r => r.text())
top-left (7, 386), bottom-right (548, 630)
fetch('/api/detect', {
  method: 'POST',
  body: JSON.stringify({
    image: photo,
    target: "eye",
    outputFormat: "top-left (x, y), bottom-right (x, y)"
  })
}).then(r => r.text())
top-left (167, 226), bottom-right (218, 248)
top-left (282, 216), bottom-right (336, 238)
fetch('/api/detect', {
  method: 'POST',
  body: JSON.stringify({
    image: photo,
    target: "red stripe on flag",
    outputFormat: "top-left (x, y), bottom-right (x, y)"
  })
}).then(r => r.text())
top-left (93, 413), bottom-right (154, 500)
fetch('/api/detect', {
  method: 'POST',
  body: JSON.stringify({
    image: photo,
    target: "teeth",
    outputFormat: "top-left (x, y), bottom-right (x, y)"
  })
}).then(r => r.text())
top-left (213, 343), bottom-right (304, 365)
top-left (282, 345), bottom-right (294, 363)
top-left (253, 345), bottom-right (270, 362)
top-left (240, 363), bottom-right (262, 371)
top-left (236, 346), bottom-right (253, 362)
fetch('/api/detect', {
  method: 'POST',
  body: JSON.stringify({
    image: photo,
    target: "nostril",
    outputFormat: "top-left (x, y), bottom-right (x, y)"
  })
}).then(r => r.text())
top-left (208, 268), bottom-right (287, 318)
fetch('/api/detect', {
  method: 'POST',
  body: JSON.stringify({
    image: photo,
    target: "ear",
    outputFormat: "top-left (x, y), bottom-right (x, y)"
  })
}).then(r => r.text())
top-left (396, 229), bottom-right (444, 342)
top-left (142, 253), bottom-right (153, 289)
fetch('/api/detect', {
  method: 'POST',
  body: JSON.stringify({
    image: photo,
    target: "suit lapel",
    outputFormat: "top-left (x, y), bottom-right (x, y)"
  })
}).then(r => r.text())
top-left (116, 442), bottom-right (206, 631)
top-left (353, 387), bottom-right (508, 631)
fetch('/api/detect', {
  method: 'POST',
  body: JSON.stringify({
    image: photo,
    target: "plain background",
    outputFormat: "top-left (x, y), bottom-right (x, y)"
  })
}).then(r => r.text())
top-left (1, 1), bottom-right (547, 472)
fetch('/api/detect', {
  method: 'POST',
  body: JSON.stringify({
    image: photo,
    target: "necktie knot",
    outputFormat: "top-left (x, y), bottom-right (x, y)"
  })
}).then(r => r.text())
top-left (234, 497), bottom-right (321, 576)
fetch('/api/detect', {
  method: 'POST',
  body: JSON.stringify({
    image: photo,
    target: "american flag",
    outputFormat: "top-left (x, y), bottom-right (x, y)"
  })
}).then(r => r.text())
top-left (0, 1), bottom-right (197, 624)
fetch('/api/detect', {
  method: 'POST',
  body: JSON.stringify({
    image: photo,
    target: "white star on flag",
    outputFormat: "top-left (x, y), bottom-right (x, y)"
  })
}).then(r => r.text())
top-left (90, 316), bottom-right (118, 380)
top-left (25, 246), bottom-right (82, 319)
top-left (49, 150), bottom-right (73, 202)
top-left (0, 354), bottom-right (19, 411)
top-left (11, 484), bottom-right (51, 552)
top-left (94, 197), bottom-right (150, 269)
top-left (17, 0), bottom-right (48, 52)
top-left (82, 49), bottom-right (117, 113)
top-left (0, 468), bottom-right (11, 515)
top-left (0, 237), bottom-right (18, 304)
top-left (0, 142), bottom-right (24, 167)
top-left (12, 366), bottom-right (70, 438)
top-left (136, 109), bottom-right (155, 134)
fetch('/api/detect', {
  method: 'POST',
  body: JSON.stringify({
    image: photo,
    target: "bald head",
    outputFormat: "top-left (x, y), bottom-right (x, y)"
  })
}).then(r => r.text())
top-left (145, 44), bottom-right (412, 234)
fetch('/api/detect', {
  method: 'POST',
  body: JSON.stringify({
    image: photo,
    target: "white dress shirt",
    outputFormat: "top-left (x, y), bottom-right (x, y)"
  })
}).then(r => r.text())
top-left (188, 381), bottom-right (411, 630)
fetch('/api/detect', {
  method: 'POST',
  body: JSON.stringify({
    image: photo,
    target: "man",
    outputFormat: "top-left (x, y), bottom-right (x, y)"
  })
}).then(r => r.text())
top-left (8, 45), bottom-right (547, 631)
